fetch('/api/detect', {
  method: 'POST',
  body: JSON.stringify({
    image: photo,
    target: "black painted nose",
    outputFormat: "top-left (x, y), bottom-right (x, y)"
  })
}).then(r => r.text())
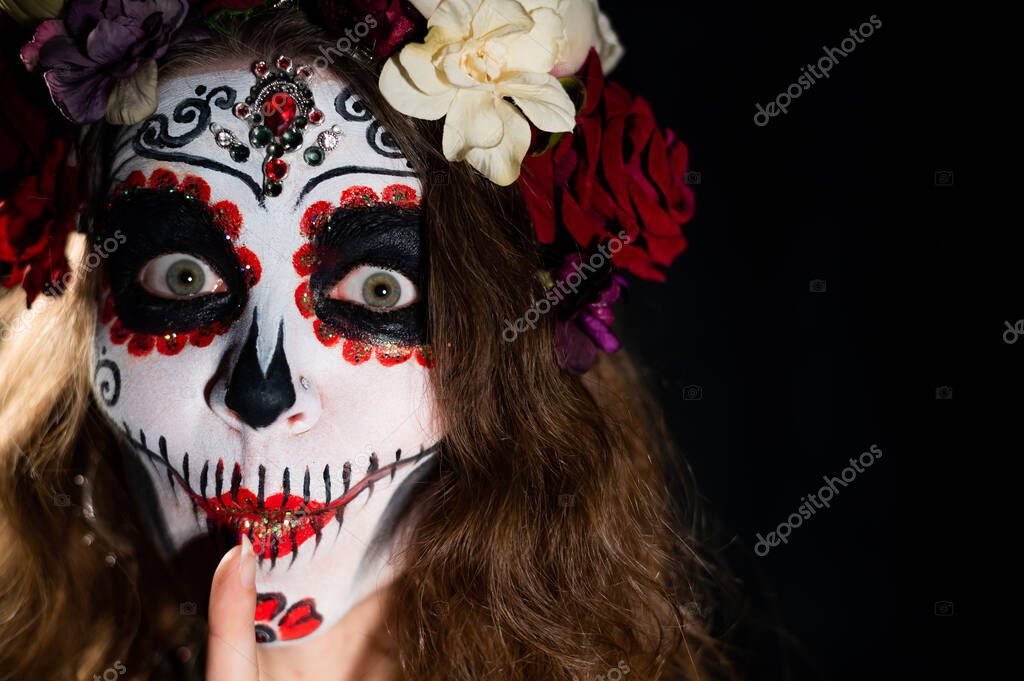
top-left (225, 311), bottom-right (296, 429)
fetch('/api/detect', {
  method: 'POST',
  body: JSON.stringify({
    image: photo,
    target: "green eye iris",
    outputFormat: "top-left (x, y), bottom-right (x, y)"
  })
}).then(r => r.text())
top-left (362, 272), bottom-right (401, 308)
top-left (165, 258), bottom-right (207, 297)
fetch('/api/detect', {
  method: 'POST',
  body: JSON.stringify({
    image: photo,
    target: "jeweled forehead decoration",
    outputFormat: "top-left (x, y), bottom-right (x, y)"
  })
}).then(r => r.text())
top-left (232, 56), bottom-right (323, 197)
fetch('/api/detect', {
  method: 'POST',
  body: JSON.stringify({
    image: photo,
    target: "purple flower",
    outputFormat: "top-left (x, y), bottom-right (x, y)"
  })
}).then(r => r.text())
top-left (553, 253), bottom-right (627, 374)
top-left (21, 0), bottom-right (189, 124)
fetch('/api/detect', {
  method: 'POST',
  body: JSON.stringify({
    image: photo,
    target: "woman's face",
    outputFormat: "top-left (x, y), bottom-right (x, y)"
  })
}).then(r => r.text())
top-left (89, 65), bottom-right (441, 643)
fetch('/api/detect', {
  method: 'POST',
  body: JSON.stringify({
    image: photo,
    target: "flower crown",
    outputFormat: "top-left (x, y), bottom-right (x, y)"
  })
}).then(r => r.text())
top-left (0, 0), bottom-right (695, 373)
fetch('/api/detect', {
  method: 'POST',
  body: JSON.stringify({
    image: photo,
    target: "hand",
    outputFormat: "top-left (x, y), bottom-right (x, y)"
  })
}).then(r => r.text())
top-left (206, 536), bottom-right (260, 681)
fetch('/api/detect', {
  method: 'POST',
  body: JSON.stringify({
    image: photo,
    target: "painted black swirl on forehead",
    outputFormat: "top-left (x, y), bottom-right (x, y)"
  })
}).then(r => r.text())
top-left (123, 85), bottom-right (268, 204)
top-left (335, 88), bottom-right (413, 163)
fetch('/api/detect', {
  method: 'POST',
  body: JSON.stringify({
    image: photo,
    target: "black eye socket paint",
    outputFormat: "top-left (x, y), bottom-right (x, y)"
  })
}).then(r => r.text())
top-left (309, 204), bottom-right (427, 347)
top-left (100, 190), bottom-right (249, 334)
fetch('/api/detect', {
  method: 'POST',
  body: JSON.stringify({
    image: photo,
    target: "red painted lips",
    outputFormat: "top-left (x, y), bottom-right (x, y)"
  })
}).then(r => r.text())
top-left (197, 487), bottom-right (333, 560)
top-left (186, 453), bottom-right (423, 562)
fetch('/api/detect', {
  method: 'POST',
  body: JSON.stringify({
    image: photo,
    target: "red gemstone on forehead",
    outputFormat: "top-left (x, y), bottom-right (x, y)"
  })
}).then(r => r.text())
top-left (254, 60), bottom-right (270, 77)
top-left (276, 56), bottom-right (292, 71)
top-left (265, 158), bottom-right (289, 182)
top-left (308, 108), bottom-right (324, 125)
top-left (296, 65), bottom-right (312, 80)
top-left (263, 93), bottom-right (297, 136)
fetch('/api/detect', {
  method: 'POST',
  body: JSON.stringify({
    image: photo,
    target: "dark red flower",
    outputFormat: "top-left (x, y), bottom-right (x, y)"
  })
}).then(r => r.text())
top-left (520, 50), bottom-right (696, 282)
top-left (0, 138), bottom-right (80, 306)
top-left (0, 12), bottom-right (74, 198)
top-left (310, 0), bottom-right (425, 60)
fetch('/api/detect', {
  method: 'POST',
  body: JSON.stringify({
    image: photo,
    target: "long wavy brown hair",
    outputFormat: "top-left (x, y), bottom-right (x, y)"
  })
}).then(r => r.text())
top-left (0, 10), bottom-right (740, 681)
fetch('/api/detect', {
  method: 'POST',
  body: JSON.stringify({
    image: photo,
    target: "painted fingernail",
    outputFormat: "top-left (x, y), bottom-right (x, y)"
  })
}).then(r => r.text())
top-left (238, 535), bottom-right (256, 589)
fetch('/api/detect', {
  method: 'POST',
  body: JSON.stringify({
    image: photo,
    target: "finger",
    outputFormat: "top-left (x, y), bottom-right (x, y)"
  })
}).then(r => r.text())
top-left (206, 535), bottom-right (259, 681)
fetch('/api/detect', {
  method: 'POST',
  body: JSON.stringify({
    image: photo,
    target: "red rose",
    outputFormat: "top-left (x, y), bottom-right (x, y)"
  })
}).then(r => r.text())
top-left (0, 138), bottom-right (80, 306)
top-left (309, 0), bottom-right (425, 60)
top-left (0, 12), bottom-right (73, 193)
top-left (520, 50), bottom-right (696, 282)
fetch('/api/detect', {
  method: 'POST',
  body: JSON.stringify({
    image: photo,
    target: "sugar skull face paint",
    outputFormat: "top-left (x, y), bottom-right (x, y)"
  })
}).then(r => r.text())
top-left (89, 68), bottom-right (441, 644)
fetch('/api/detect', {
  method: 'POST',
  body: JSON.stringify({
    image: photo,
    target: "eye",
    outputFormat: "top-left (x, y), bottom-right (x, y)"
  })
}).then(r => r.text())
top-left (328, 265), bottom-right (418, 310)
top-left (139, 254), bottom-right (227, 300)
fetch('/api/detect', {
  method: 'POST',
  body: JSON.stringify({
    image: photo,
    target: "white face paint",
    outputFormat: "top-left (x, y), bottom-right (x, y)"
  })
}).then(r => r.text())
top-left (89, 66), bottom-right (440, 644)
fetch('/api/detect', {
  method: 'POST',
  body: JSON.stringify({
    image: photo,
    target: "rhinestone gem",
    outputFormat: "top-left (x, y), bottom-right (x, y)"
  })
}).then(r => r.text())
top-left (308, 108), bottom-right (324, 125)
top-left (253, 60), bottom-right (270, 77)
top-left (262, 93), bottom-right (296, 136)
top-left (303, 146), bottom-right (324, 166)
top-left (266, 158), bottom-right (288, 181)
top-left (296, 65), bottom-right (313, 80)
top-left (249, 125), bottom-right (272, 147)
top-left (214, 130), bottom-right (234, 148)
top-left (276, 55), bottom-right (292, 71)
top-left (281, 129), bottom-right (303, 150)
top-left (317, 130), bottom-right (339, 151)
top-left (229, 144), bottom-right (250, 163)
top-left (233, 102), bottom-right (251, 119)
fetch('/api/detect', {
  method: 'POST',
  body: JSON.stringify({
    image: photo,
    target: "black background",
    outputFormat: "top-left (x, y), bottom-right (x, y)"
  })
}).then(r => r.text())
top-left (602, 2), bottom-right (988, 680)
